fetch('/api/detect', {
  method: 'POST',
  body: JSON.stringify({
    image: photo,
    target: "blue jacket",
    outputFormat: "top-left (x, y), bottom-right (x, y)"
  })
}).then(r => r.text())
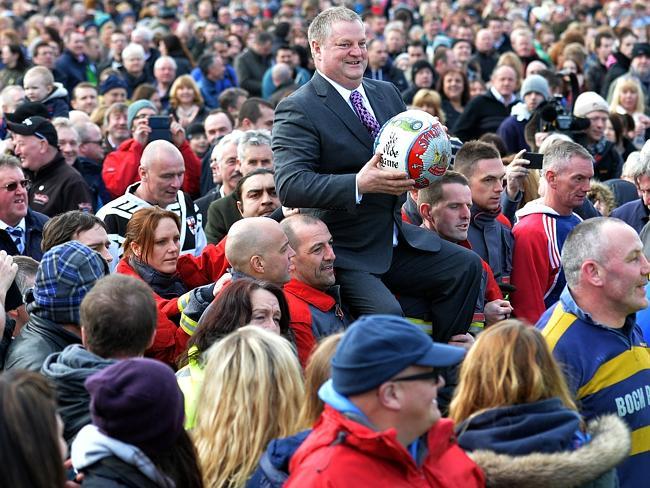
top-left (456, 398), bottom-right (586, 455)
top-left (73, 157), bottom-right (111, 212)
top-left (261, 66), bottom-right (311, 100)
top-left (197, 66), bottom-right (238, 109)
top-left (246, 430), bottom-right (311, 488)
top-left (55, 50), bottom-right (96, 94)
top-left (496, 114), bottom-right (529, 154)
top-left (611, 199), bottom-right (648, 234)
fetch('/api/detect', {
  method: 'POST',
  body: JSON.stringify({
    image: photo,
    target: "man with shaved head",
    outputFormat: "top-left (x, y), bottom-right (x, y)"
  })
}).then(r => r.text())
top-left (225, 217), bottom-right (295, 286)
top-left (175, 216), bottom-right (294, 334)
top-left (97, 140), bottom-right (207, 267)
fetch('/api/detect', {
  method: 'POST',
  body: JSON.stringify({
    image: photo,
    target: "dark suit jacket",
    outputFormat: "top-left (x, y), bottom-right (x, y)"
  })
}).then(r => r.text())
top-left (204, 193), bottom-right (242, 244)
top-left (273, 73), bottom-right (440, 274)
top-left (0, 209), bottom-right (49, 261)
top-left (195, 188), bottom-right (220, 224)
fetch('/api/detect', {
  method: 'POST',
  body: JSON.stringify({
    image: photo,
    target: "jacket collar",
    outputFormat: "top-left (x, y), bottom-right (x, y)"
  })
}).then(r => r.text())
top-left (284, 278), bottom-right (337, 311)
top-left (30, 152), bottom-right (66, 180)
top-left (311, 72), bottom-right (392, 150)
top-left (559, 286), bottom-right (636, 335)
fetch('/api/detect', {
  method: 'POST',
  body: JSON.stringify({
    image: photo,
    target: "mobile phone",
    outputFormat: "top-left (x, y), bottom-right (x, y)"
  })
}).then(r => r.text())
top-left (5, 279), bottom-right (22, 311)
top-left (523, 151), bottom-right (544, 170)
top-left (148, 115), bottom-right (172, 143)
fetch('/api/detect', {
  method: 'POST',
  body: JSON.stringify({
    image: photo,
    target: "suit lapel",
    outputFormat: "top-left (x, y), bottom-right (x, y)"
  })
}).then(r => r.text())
top-left (363, 80), bottom-right (393, 126)
top-left (312, 73), bottom-right (374, 150)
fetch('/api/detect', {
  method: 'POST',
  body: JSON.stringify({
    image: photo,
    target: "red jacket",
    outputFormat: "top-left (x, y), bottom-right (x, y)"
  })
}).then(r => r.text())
top-left (176, 239), bottom-right (229, 289)
top-left (116, 242), bottom-right (230, 366)
top-left (102, 138), bottom-right (201, 200)
top-left (286, 406), bottom-right (485, 487)
top-left (284, 278), bottom-right (346, 367)
top-left (116, 258), bottom-right (191, 366)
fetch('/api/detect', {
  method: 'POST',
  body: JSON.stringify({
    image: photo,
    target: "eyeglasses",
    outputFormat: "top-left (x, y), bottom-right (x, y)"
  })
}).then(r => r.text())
top-left (1, 179), bottom-right (31, 192)
top-left (81, 140), bottom-right (103, 145)
top-left (391, 368), bottom-right (444, 383)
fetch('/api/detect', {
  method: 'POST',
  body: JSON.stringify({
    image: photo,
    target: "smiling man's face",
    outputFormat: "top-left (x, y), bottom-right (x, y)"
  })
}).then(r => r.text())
top-left (312, 20), bottom-right (368, 90)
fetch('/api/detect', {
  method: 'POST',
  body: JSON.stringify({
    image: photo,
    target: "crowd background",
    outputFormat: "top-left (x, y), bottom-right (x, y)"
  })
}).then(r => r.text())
top-left (0, 0), bottom-right (650, 486)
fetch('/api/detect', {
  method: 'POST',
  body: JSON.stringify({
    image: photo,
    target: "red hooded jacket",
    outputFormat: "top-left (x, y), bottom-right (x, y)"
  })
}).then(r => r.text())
top-left (286, 406), bottom-right (485, 487)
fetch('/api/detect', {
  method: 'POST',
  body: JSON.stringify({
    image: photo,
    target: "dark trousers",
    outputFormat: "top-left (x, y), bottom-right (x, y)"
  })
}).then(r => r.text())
top-left (336, 239), bottom-right (482, 343)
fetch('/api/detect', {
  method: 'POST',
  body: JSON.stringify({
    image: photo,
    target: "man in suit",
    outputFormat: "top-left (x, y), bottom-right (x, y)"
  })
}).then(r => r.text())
top-left (0, 155), bottom-right (48, 261)
top-left (272, 7), bottom-right (482, 342)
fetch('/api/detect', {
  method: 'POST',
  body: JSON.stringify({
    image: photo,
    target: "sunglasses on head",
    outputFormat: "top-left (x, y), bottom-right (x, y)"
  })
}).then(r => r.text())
top-left (2, 179), bottom-right (31, 192)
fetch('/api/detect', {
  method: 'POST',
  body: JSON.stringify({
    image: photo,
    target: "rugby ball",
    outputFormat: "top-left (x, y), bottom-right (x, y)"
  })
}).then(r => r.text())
top-left (374, 109), bottom-right (451, 189)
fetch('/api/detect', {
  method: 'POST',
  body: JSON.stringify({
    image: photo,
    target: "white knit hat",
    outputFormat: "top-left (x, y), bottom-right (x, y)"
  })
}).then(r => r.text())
top-left (573, 92), bottom-right (609, 118)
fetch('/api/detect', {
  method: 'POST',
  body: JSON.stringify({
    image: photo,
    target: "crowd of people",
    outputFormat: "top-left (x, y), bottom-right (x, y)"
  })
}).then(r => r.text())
top-left (1, 0), bottom-right (650, 486)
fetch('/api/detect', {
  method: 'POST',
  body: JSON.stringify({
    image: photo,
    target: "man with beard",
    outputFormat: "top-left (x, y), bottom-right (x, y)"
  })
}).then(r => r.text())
top-left (234, 169), bottom-right (280, 219)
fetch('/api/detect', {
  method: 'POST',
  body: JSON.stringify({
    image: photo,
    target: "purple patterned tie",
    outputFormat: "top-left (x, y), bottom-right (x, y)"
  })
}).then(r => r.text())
top-left (350, 90), bottom-right (380, 139)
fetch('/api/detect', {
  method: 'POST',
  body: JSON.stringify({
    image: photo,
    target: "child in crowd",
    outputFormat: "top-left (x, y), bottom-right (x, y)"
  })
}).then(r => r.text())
top-left (22, 66), bottom-right (69, 118)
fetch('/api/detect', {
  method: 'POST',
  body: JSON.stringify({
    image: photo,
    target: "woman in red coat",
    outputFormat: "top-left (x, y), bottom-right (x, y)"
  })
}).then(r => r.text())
top-left (116, 206), bottom-right (201, 366)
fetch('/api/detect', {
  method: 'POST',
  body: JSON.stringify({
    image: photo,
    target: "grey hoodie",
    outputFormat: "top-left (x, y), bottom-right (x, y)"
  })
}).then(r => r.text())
top-left (41, 344), bottom-right (115, 444)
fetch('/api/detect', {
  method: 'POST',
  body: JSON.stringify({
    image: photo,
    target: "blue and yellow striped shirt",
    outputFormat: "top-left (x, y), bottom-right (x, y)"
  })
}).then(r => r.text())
top-left (537, 287), bottom-right (650, 486)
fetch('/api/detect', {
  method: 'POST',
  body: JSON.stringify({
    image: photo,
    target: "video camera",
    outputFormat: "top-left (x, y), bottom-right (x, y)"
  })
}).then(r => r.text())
top-left (536, 71), bottom-right (590, 134)
top-left (538, 96), bottom-right (590, 133)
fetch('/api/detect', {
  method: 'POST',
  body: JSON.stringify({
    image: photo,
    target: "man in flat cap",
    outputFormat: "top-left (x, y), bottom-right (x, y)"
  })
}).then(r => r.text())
top-left (9, 116), bottom-right (92, 217)
top-left (286, 315), bottom-right (485, 487)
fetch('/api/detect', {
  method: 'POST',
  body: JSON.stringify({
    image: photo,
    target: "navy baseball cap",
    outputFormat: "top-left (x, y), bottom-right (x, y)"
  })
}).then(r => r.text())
top-left (332, 315), bottom-right (466, 395)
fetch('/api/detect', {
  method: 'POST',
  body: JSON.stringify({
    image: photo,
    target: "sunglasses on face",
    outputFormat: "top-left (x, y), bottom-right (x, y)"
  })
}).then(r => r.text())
top-left (391, 368), bottom-right (445, 383)
top-left (1, 179), bottom-right (31, 192)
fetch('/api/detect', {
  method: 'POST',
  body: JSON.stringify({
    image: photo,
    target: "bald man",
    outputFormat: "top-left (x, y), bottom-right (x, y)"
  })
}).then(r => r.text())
top-left (97, 140), bottom-right (207, 267)
top-left (176, 216), bottom-right (294, 335)
top-left (225, 217), bottom-right (295, 286)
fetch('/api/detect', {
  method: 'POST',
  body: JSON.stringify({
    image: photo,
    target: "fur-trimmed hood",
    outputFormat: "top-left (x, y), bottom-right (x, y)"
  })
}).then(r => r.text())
top-left (469, 414), bottom-right (630, 487)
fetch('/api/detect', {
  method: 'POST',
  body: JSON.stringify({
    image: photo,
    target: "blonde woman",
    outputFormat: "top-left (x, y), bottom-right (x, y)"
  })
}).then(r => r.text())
top-left (608, 76), bottom-right (650, 149)
top-left (411, 89), bottom-right (446, 124)
top-left (193, 326), bottom-right (304, 488)
top-left (449, 320), bottom-right (629, 487)
top-left (248, 333), bottom-right (343, 487)
top-left (168, 75), bottom-right (209, 128)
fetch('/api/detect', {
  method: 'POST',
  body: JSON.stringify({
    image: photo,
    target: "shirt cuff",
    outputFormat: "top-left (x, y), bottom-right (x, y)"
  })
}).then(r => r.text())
top-left (355, 174), bottom-right (363, 204)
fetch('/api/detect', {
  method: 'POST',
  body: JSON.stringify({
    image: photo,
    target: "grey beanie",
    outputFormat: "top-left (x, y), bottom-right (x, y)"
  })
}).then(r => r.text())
top-left (520, 74), bottom-right (551, 100)
top-left (127, 100), bottom-right (158, 130)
